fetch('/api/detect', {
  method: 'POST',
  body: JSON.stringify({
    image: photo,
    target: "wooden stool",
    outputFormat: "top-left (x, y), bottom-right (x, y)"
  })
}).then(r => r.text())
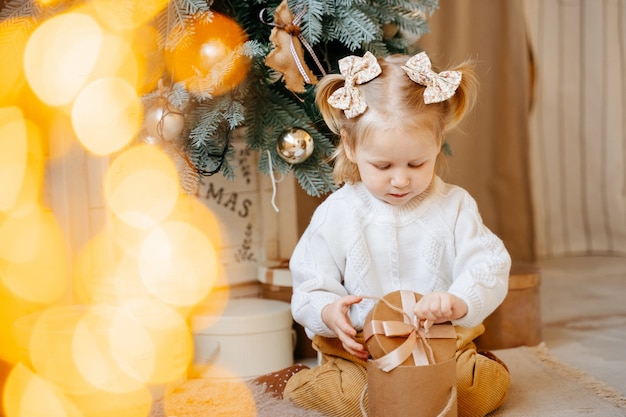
top-left (476, 264), bottom-right (542, 350)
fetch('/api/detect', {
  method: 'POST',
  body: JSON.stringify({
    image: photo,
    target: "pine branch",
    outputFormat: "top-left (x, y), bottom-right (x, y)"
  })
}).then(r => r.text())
top-left (188, 98), bottom-right (231, 147)
top-left (0, 0), bottom-right (40, 22)
top-left (155, 0), bottom-right (437, 195)
top-left (1, 0), bottom-right (439, 198)
top-left (168, 82), bottom-right (191, 110)
top-left (160, 0), bottom-right (212, 51)
top-left (223, 100), bottom-right (246, 130)
top-left (188, 119), bottom-right (236, 179)
top-left (289, 0), bottom-right (325, 44)
top-left (291, 157), bottom-right (337, 197)
top-left (0, 1), bottom-right (39, 54)
top-left (325, 6), bottom-right (378, 51)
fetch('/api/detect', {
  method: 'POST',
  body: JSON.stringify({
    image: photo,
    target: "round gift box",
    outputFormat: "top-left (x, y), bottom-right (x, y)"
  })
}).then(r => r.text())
top-left (191, 298), bottom-right (294, 379)
top-left (364, 290), bottom-right (457, 366)
top-left (364, 291), bottom-right (458, 417)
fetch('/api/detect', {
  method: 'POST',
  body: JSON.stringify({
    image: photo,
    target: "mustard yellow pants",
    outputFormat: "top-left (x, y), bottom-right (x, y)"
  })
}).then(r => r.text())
top-left (283, 324), bottom-right (510, 417)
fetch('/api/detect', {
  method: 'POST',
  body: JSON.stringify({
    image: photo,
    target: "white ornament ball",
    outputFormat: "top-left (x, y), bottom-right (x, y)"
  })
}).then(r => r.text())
top-left (276, 128), bottom-right (314, 164)
top-left (144, 98), bottom-right (185, 142)
top-left (141, 134), bottom-right (162, 145)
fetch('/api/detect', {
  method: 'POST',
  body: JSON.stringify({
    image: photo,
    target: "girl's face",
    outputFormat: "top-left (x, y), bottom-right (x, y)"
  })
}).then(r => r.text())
top-left (346, 124), bottom-right (439, 206)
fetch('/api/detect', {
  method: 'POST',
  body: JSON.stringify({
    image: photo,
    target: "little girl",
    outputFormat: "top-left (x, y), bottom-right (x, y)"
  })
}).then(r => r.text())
top-left (277, 51), bottom-right (511, 417)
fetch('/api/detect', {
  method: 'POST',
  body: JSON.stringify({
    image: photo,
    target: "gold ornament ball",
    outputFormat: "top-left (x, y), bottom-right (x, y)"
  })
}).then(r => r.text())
top-left (144, 98), bottom-right (185, 142)
top-left (164, 12), bottom-right (250, 97)
top-left (276, 128), bottom-right (314, 164)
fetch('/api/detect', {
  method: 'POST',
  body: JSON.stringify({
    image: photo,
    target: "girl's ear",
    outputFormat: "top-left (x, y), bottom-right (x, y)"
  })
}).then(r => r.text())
top-left (341, 129), bottom-right (357, 163)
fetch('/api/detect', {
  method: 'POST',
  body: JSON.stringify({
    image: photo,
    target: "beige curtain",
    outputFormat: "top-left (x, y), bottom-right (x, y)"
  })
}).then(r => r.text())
top-left (525, 0), bottom-right (626, 258)
top-left (417, 0), bottom-right (536, 263)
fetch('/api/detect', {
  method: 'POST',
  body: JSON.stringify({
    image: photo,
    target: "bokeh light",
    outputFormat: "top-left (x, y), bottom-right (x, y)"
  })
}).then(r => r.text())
top-left (3, 363), bottom-right (82, 417)
top-left (6, 348), bottom-right (153, 417)
top-left (105, 145), bottom-right (180, 229)
top-left (72, 230), bottom-right (125, 305)
top-left (0, 113), bottom-right (45, 218)
top-left (0, 18), bottom-right (31, 106)
top-left (139, 220), bottom-right (218, 308)
top-left (0, 203), bottom-right (67, 305)
top-left (73, 204), bottom-right (221, 311)
top-left (66, 385), bottom-right (153, 417)
top-left (114, 247), bottom-right (153, 303)
top-left (91, 0), bottom-right (169, 32)
top-left (8, 118), bottom-right (45, 214)
top-left (24, 13), bottom-right (103, 106)
top-left (90, 32), bottom-right (140, 90)
top-left (167, 193), bottom-right (223, 261)
top-left (35, 0), bottom-right (65, 5)
top-left (131, 24), bottom-right (164, 95)
top-left (26, 306), bottom-right (94, 395)
top-left (2, 3), bottom-right (240, 415)
top-left (71, 77), bottom-right (141, 155)
top-left (108, 298), bottom-right (192, 385)
top-left (72, 304), bottom-right (144, 393)
top-left (0, 284), bottom-right (41, 365)
top-left (0, 107), bottom-right (28, 213)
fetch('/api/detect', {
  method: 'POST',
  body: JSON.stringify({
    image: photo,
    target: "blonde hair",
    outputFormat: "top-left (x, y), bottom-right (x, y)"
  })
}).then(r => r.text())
top-left (316, 53), bottom-right (478, 185)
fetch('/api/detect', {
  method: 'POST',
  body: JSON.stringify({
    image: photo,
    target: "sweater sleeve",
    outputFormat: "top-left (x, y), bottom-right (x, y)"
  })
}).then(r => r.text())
top-left (289, 197), bottom-right (352, 338)
top-left (446, 191), bottom-right (511, 328)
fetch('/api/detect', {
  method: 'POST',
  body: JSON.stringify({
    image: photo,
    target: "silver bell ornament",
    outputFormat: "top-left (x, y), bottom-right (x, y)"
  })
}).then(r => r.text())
top-left (276, 128), bottom-right (314, 164)
top-left (143, 98), bottom-right (185, 143)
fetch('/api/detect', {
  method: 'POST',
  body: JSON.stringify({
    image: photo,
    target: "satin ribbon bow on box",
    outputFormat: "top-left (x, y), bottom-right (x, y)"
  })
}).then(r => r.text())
top-left (363, 290), bottom-right (457, 372)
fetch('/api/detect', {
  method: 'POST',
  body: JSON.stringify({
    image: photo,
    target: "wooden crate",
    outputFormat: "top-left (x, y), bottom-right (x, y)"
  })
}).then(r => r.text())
top-left (195, 142), bottom-right (261, 287)
top-left (194, 129), bottom-right (298, 288)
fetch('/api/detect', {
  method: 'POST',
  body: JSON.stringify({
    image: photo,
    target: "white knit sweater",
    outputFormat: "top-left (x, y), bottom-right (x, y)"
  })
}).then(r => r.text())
top-left (289, 176), bottom-right (511, 338)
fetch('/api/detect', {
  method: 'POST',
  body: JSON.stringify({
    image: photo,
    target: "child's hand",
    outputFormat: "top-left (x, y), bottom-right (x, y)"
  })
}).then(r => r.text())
top-left (413, 292), bottom-right (468, 330)
top-left (321, 295), bottom-right (369, 359)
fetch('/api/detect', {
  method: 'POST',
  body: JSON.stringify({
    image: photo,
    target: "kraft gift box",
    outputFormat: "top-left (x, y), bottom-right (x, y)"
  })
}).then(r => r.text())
top-left (363, 290), bottom-right (457, 417)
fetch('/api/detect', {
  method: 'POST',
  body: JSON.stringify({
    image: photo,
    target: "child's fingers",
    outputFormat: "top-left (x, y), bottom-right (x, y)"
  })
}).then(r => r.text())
top-left (414, 300), bottom-right (438, 321)
top-left (344, 341), bottom-right (368, 359)
top-left (438, 296), bottom-right (453, 317)
top-left (341, 295), bottom-right (363, 307)
top-left (337, 329), bottom-right (368, 358)
top-left (423, 318), bottom-right (432, 330)
top-left (415, 292), bottom-right (455, 321)
top-left (339, 321), bottom-right (357, 337)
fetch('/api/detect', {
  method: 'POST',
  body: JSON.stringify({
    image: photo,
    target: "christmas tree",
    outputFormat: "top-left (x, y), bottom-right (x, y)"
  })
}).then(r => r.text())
top-left (0, 0), bottom-right (438, 197)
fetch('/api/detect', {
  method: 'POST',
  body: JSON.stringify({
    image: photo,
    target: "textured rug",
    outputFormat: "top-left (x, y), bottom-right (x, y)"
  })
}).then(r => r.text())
top-left (543, 313), bottom-right (626, 396)
top-left (150, 343), bottom-right (626, 417)
top-left (538, 256), bottom-right (626, 397)
top-left (488, 343), bottom-right (626, 416)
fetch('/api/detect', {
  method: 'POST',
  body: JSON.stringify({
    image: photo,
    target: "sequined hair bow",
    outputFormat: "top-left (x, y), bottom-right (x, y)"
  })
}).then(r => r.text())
top-left (401, 52), bottom-right (462, 104)
top-left (327, 51), bottom-right (382, 119)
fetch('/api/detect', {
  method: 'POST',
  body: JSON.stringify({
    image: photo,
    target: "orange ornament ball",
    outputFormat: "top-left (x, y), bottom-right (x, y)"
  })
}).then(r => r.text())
top-left (165, 12), bottom-right (250, 96)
